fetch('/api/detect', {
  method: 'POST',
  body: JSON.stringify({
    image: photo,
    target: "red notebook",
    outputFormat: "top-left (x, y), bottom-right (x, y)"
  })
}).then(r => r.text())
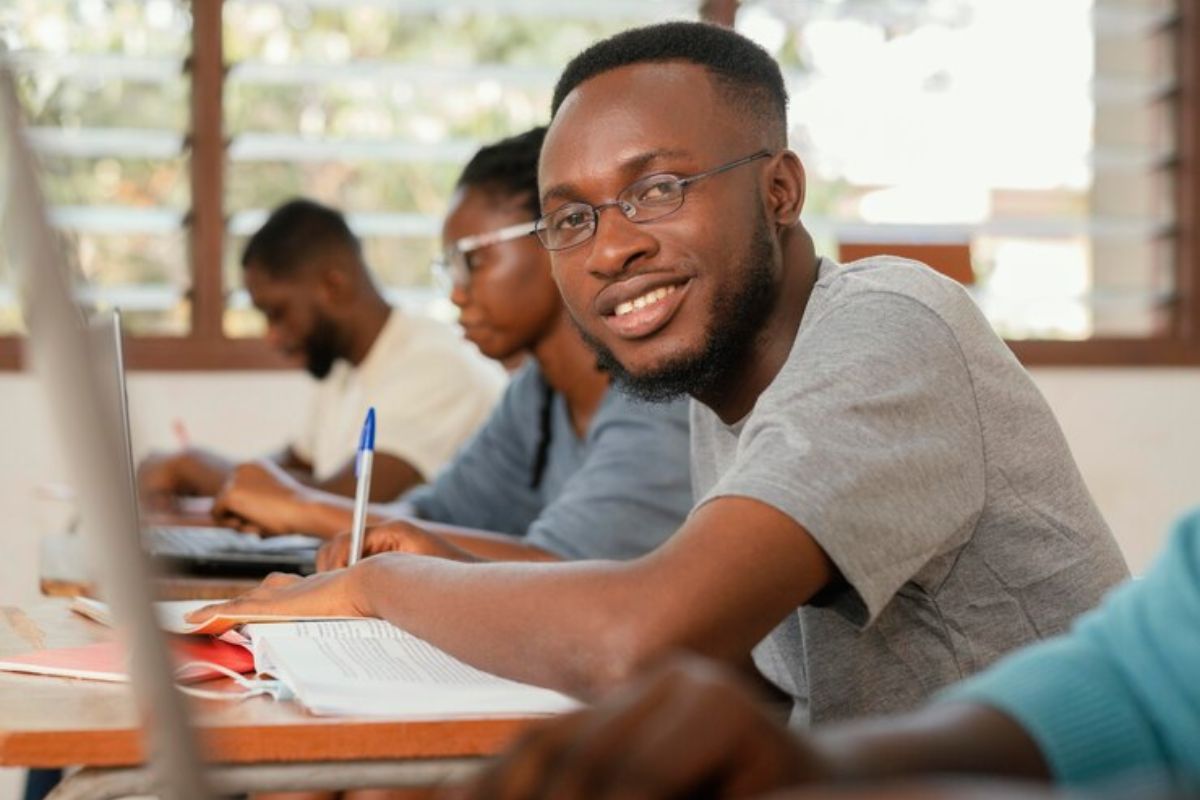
top-left (0, 636), bottom-right (256, 684)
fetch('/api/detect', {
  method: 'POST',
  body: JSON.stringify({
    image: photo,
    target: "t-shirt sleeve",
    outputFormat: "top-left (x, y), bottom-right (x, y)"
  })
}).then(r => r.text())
top-left (701, 291), bottom-right (986, 627)
top-left (938, 508), bottom-right (1200, 790)
top-left (367, 340), bottom-right (503, 481)
top-left (523, 398), bottom-right (693, 561)
top-left (403, 365), bottom-right (542, 536)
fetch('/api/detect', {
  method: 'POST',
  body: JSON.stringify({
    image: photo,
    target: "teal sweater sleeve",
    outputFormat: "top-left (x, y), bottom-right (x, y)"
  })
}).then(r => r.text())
top-left (939, 507), bottom-right (1200, 791)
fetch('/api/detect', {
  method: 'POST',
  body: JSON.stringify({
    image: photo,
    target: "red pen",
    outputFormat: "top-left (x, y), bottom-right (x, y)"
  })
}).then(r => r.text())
top-left (171, 418), bottom-right (191, 449)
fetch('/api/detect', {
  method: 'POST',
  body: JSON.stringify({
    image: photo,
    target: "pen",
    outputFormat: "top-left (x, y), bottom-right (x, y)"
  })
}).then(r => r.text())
top-left (347, 407), bottom-right (375, 567)
top-left (171, 418), bottom-right (191, 449)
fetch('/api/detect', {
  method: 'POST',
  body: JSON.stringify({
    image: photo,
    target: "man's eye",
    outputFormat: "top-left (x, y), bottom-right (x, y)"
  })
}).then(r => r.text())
top-left (554, 209), bottom-right (592, 231)
top-left (636, 179), bottom-right (679, 203)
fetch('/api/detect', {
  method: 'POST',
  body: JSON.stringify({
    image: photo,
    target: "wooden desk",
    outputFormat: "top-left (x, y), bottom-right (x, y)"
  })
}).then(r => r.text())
top-left (0, 602), bottom-right (535, 797)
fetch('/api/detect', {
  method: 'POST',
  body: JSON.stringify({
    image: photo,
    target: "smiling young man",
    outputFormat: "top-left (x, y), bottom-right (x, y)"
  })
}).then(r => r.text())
top-left (194, 23), bottom-right (1129, 724)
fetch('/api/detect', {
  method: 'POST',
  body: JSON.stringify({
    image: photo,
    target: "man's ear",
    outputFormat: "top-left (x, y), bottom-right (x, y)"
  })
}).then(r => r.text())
top-left (315, 260), bottom-right (354, 306)
top-left (765, 150), bottom-right (805, 228)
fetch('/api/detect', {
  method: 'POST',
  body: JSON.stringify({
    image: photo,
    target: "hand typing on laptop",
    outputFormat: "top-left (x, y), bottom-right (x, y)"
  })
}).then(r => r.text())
top-left (212, 459), bottom-right (313, 536)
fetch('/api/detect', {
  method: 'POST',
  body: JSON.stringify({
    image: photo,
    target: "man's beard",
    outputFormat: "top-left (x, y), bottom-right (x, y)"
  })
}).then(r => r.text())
top-left (579, 214), bottom-right (777, 404)
top-left (303, 313), bottom-right (348, 379)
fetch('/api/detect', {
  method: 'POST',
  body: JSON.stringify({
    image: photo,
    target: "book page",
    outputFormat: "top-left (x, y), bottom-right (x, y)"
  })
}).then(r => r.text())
top-left (257, 634), bottom-right (578, 719)
top-left (240, 618), bottom-right (406, 642)
top-left (269, 630), bottom-right (505, 686)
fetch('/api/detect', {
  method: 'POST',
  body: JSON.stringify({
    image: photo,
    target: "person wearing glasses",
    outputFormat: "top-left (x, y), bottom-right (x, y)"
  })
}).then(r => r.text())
top-left (210, 127), bottom-right (693, 565)
top-left (195, 22), bottom-right (1127, 724)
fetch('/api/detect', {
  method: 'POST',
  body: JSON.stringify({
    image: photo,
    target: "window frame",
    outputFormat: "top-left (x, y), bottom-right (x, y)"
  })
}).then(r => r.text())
top-left (1, 0), bottom-right (1196, 370)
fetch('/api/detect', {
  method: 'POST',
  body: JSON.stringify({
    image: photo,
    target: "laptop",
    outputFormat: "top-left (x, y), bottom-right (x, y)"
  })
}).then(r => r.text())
top-left (93, 309), bottom-right (320, 577)
top-left (1, 64), bottom-right (212, 799)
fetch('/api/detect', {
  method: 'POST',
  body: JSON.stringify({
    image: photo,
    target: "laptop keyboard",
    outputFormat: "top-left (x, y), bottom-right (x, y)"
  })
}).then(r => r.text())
top-left (145, 526), bottom-right (321, 556)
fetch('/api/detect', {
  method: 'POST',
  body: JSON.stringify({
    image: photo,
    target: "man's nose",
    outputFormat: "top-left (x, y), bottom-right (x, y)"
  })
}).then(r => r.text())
top-left (581, 204), bottom-right (658, 279)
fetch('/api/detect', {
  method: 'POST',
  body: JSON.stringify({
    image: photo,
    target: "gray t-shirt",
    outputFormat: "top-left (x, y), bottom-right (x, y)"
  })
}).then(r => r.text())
top-left (691, 255), bottom-right (1129, 726)
top-left (406, 361), bottom-right (692, 560)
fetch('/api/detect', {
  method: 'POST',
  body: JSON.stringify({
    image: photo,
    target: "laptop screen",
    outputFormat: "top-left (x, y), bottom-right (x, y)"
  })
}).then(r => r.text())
top-left (90, 309), bottom-right (143, 528)
top-left (1, 66), bottom-right (212, 799)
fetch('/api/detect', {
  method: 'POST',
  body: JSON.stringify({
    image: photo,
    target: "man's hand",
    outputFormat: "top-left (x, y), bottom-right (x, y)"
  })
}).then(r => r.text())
top-left (137, 448), bottom-right (232, 510)
top-left (452, 656), bottom-right (822, 800)
top-left (212, 460), bottom-right (309, 536)
top-left (137, 451), bottom-right (185, 510)
top-left (185, 564), bottom-right (378, 629)
top-left (317, 521), bottom-right (480, 571)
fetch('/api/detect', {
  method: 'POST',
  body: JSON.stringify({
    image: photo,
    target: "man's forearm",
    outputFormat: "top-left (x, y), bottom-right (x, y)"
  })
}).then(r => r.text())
top-left (288, 490), bottom-right (412, 537)
top-left (357, 553), bottom-right (645, 696)
top-left (419, 522), bottom-right (561, 562)
top-left (814, 703), bottom-right (1050, 785)
top-left (351, 506), bottom-right (826, 698)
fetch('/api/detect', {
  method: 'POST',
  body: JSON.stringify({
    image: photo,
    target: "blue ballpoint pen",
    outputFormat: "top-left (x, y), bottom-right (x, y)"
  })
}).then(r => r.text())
top-left (347, 407), bottom-right (376, 567)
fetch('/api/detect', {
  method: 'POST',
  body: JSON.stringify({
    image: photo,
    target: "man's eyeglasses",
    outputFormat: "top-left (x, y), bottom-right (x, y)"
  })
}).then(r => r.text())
top-left (534, 150), bottom-right (772, 252)
top-left (430, 220), bottom-right (538, 291)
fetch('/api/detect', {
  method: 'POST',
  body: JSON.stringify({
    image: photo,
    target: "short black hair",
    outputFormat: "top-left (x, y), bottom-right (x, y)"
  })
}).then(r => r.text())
top-left (241, 198), bottom-right (361, 278)
top-left (456, 126), bottom-right (547, 220)
top-left (551, 22), bottom-right (788, 144)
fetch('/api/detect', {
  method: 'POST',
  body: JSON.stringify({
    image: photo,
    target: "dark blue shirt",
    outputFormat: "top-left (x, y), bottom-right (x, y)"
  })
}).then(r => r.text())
top-left (404, 362), bottom-right (692, 560)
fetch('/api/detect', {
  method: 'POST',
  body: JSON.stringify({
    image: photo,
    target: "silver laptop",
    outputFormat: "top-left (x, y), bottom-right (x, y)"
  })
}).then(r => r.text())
top-left (93, 309), bottom-right (320, 576)
top-left (1, 64), bottom-right (211, 800)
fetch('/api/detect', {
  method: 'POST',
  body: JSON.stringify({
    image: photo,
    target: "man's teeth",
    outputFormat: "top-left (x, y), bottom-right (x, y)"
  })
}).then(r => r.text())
top-left (614, 285), bottom-right (677, 317)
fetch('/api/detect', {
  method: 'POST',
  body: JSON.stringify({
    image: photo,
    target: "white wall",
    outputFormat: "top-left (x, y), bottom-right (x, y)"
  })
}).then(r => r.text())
top-left (0, 367), bottom-right (1198, 796)
top-left (1030, 369), bottom-right (1200, 572)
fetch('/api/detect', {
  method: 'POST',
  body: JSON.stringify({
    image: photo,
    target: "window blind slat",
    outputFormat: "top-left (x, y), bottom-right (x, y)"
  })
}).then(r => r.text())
top-left (24, 128), bottom-right (183, 160)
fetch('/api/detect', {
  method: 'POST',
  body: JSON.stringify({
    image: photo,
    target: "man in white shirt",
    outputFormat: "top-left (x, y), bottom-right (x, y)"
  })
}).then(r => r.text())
top-left (138, 198), bottom-right (505, 508)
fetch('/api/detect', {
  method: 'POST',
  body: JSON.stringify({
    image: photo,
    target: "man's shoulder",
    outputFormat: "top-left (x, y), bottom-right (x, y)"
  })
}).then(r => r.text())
top-left (803, 255), bottom-right (1002, 360)
top-left (815, 255), bottom-right (971, 316)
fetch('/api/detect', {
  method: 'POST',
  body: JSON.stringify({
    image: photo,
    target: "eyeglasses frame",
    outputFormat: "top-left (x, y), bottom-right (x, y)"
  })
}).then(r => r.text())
top-left (533, 149), bottom-right (773, 251)
top-left (431, 219), bottom-right (539, 290)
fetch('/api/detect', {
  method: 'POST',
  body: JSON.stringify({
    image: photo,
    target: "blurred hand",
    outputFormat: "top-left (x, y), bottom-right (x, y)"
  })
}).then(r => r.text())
top-left (184, 564), bottom-right (376, 631)
top-left (451, 656), bottom-right (822, 800)
top-left (136, 451), bottom-right (188, 510)
top-left (138, 447), bottom-right (232, 511)
top-left (317, 520), bottom-right (478, 571)
top-left (212, 459), bottom-right (307, 536)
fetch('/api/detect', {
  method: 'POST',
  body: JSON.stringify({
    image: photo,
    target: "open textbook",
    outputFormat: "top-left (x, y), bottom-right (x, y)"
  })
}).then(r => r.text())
top-left (243, 618), bottom-right (578, 718)
top-left (64, 598), bottom-right (578, 719)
